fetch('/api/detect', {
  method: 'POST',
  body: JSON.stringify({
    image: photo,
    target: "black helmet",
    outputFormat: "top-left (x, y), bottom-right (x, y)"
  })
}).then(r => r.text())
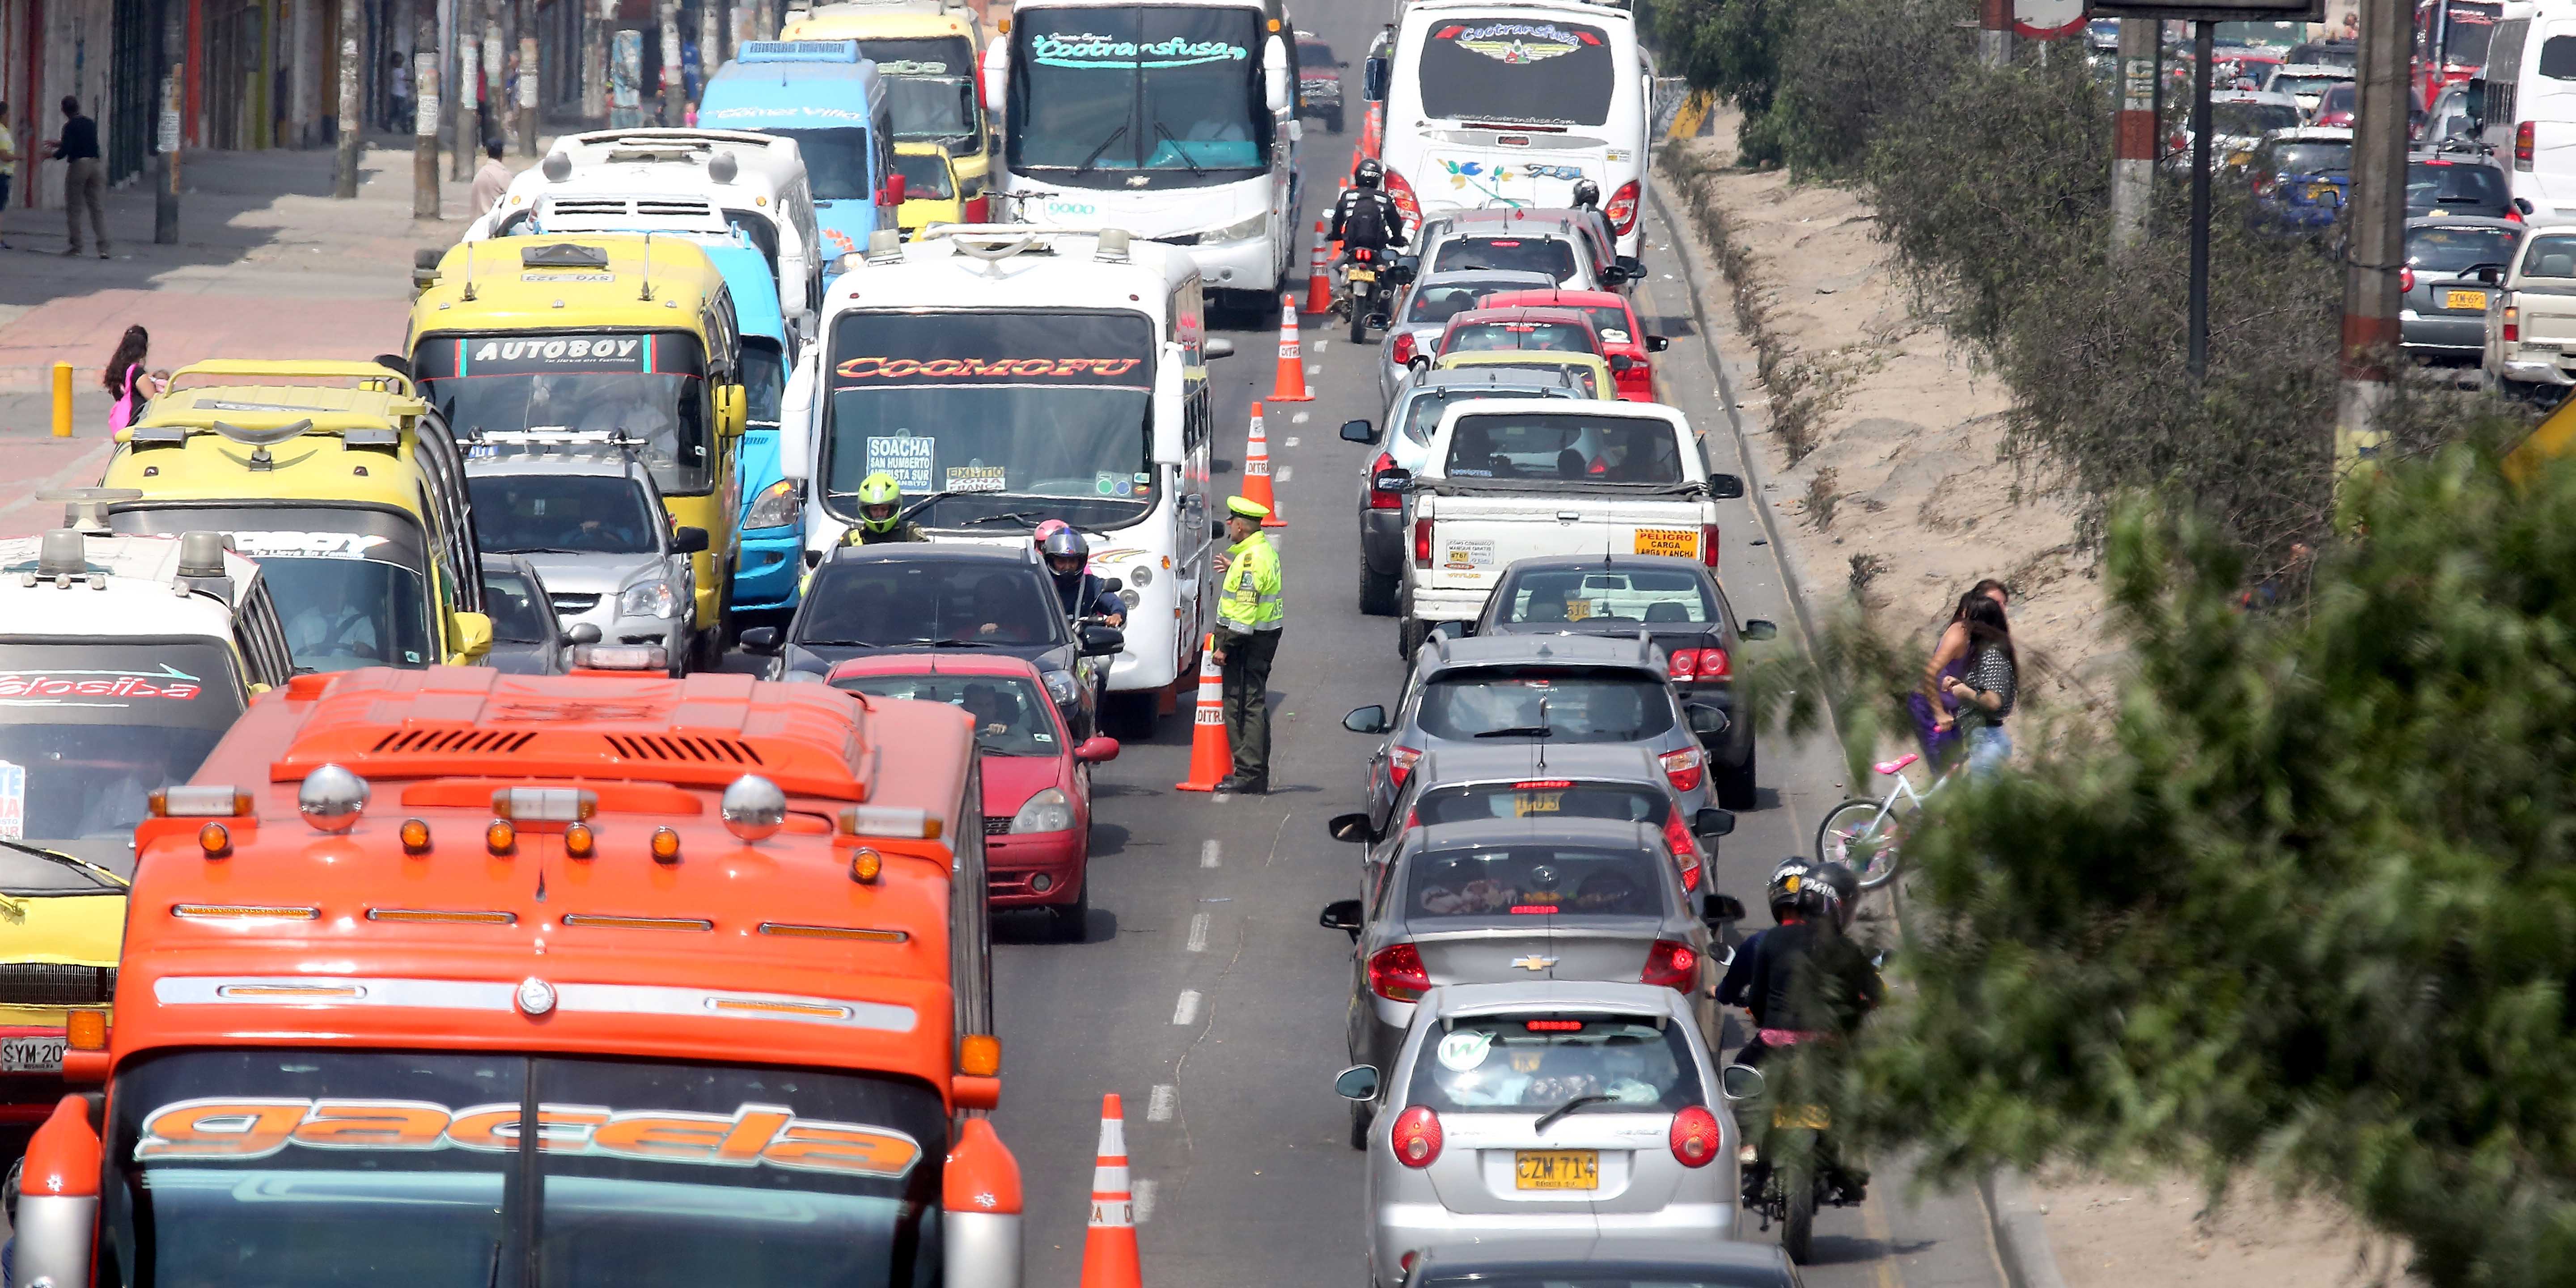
top-left (1355, 157), bottom-right (1384, 190)
top-left (1572, 178), bottom-right (1601, 210)
top-left (1808, 861), bottom-right (1860, 929)
top-left (1764, 857), bottom-right (1815, 920)
top-left (1041, 527), bottom-right (1090, 584)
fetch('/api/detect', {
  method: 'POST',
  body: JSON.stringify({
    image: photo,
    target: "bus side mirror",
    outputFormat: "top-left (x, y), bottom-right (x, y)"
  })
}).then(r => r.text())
top-left (880, 174), bottom-right (907, 207)
top-left (980, 42), bottom-right (1009, 116)
top-left (453, 611), bottom-right (494, 660)
top-left (16, 1096), bottom-right (102, 1288)
top-left (413, 247), bottom-right (442, 289)
top-left (1363, 56), bottom-right (1390, 101)
top-left (716, 385), bottom-right (747, 437)
top-left (2466, 78), bottom-right (2487, 127)
top-left (779, 351), bottom-right (821, 481)
top-left (1264, 35), bottom-right (1292, 114)
top-left (566, 623), bottom-right (603, 645)
top-left (1207, 338), bottom-right (1237, 360)
top-left (740, 626), bottom-right (782, 655)
top-left (671, 527), bottom-right (711, 555)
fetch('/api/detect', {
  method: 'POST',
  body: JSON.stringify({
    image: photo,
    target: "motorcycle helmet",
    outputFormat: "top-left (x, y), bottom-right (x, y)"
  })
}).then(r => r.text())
top-left (1034, 518), bottom-right (1071, 548)
top-left (1805, 861), bottom-right (1860, 929)
top-left (1572, 178), bottom-right (1601, 210)
top-left (1355, 157), bottom-right (1384, 190)
top-left (1041, 526), bottom-right (1090, 585)
top-left (1764, 857), bottom-right (1815, 922)
top-left (856, 471), bottom-right (904, 534)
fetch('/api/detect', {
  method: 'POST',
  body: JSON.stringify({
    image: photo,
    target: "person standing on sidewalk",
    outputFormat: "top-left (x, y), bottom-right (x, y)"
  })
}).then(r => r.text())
top-left (0, 103), bottom-right (19, 250)
top-left (47, 97), bottom-right (104, 258)
top-left (1210, 495), bottom-right (1284, 794)
top-left (387, 52), bottom-right (412, 133)
top-left (470, 141), bottom-right (513, 217)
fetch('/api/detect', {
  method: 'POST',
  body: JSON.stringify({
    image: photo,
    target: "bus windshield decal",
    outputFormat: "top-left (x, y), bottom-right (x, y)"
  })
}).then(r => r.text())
top-left (224, 531), bottom-right (395, 561)
top-left (0, 666), bottom-right (207, 702)
top-left (451, 335), bottom-right (670, 377)
top-left (1434, 21), bottom-right (1598, 63)
top-left (136, 1097), bottom-right (923, 1179)
top-left (834, 356), bottom-right (1145, 382)
top-left (1031, 32), bottom-right (1248, 68)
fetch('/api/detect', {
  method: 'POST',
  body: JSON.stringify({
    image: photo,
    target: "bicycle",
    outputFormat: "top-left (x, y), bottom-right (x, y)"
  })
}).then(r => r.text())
top-left (1813, 751), bottom-right (1957, 890)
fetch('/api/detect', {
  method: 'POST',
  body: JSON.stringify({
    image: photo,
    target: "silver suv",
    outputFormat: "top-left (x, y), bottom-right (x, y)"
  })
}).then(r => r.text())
top-left (464, 439), bottom-right (707, 676)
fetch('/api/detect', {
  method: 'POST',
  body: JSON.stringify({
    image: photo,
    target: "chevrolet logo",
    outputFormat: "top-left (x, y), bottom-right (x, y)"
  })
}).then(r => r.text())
top-left (1511, 955), bottom-right (1557, 972)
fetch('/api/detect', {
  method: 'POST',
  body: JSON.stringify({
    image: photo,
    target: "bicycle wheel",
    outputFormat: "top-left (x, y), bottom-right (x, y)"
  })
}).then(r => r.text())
top-left (1815, 798), bottom-right (1905, 890)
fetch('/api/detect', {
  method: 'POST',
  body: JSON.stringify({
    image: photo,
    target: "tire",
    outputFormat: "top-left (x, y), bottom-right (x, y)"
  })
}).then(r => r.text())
top-left (1048, 877), bottom-right (1090, 944)
top-left (1347, 1098), bottom-right (1374, 1149)
top-left (1782, 1169), bottom-right (1817, 1264)
top-left (1816, 797), bottom-right (1904, 890)
top-left (1716, 741), bottom-right (1757, 809)
top-left (1351, 305), bottom-right (1370, 345)
top-left (1358, 563), bottom-right (1399, 617)
top-left (1398, 617), bottom-right (1427, 661)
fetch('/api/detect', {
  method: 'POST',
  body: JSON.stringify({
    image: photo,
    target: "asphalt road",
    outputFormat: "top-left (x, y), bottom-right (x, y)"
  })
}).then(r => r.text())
top-left (969, 6), bottom-right (2019, 1284)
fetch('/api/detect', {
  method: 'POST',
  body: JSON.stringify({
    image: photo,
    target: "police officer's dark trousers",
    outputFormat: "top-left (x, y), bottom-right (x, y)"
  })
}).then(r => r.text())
top-left (1221, 627), bottom-right (1282, 783)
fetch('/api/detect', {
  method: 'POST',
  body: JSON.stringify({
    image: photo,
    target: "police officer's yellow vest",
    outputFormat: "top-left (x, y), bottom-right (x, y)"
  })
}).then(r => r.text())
top-left (1218, 532), bottom-right (1285, 632)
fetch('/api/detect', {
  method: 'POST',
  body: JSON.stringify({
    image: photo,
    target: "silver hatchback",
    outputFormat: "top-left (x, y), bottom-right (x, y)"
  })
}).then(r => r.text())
top-left (1335, 980), bottom-right (1754, 1288)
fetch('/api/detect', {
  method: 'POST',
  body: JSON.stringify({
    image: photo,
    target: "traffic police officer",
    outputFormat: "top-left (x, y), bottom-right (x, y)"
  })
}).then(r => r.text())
top-left (1211, 495), bottom-right (1284, 794)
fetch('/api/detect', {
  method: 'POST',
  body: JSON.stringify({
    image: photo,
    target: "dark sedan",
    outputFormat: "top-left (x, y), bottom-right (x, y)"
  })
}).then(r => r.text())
top-left (2407, 154), bottom-right (2515, 220)
top-left (2403, 216), bottom-right (2521, 359)
top-left (477, 555), bottom-right (596, 675)
top-left (1470, 554), bottom-right (1775, 809)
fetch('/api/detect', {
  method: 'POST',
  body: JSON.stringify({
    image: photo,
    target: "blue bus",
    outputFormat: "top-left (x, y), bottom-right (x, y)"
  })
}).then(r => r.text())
top-left (702, 41), bottom-right (904, 278)
top-left (703, 240), bottom-right (804, 621)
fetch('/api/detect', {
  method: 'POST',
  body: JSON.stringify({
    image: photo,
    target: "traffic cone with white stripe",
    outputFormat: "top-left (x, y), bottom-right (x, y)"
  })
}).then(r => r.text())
top-left (1080, 1093), bottom-right (1144, 1288)
top-left (1174, 636), bottom-right (1231, 793)
top-left (1268, 294), bottom-right (1313, 402)
top-left (1241, 402), bottom-right (1286, 527)
top-left (1301, 218), bottom-right (1334, 315)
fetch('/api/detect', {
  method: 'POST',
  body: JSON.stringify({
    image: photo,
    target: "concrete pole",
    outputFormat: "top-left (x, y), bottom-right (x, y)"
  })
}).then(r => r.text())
top-left (582, 0), bottom-right (606, 119)
top-left (1979, 0), bottom-right (2012, 69)
top-left (2335, 0), bottom-right (2408, 488)
top-left (414, 19), bottom-right (443, 218)
top-left (335, 0), bottom-right (364, 197)
top-left (453, 0), bottom-right (479, 178)
top-left (2186, 22), bottom-right (2214, 380)
top-left (701, 0), bottom-right (723, 104)
top-left (2111, 17), bottom-right (2155, 250)
top-left (520, 25), bottom-right (540, 156)
top-left (659, 0), bottom-right (683, 125)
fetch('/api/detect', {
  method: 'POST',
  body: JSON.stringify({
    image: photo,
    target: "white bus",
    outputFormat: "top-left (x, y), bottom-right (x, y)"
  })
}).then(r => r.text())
top-left (978, 0), bottom-right (1299, 303)
top-left (1376, 0), bottom-right (1653, 258)
top-left (779, 227), bottom-right (1229, 726)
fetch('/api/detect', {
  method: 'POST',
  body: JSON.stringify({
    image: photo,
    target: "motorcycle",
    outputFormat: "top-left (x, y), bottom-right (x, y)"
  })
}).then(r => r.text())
top-left (1733, 1068), bottom-right (1861, 1264)
top-left (1334, 246), bottom-right (1397, 344)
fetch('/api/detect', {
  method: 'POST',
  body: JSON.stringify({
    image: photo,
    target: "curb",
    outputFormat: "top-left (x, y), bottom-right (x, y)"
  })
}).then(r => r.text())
top-left (1980, 1171), bottom-right (2073, 1288)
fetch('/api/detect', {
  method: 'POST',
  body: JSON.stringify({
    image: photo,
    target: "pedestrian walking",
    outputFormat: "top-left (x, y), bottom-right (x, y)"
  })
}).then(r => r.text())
top-left (47, 97), bottom-right (103, 258)
top-left (1943, 593), bottom-right (2016, 777)
top-left (470, 140), bottom-right (513, 217)
top-left (1913, 578), bottom-right (2007, 766)
top-left (1211, 495), bottom-right (1284, 793)
top-left (0, 102), bottom-right (19, 250)
top-left (103, 326), bottom-right (164, 432)
top-left (387, 52), bottom-right (412, 133)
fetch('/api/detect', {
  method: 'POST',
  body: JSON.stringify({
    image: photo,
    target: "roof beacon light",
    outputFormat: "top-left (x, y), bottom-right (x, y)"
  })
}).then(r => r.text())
top-left (35, 529), bottom-right (86, 578)
top-left (839, 805), bottom-right (942, 841)
top-left (175, 530), bottom-right (230, 579)
top-left (151, 785), bottom-right (253, 818)
top-left (866, 228), bottom-right (904, 264)
top-left (297, 764), bottom-right (371, 834)
top-left (722, 775), bottom-right (788, 843)
top-left (492, 787), bottom-right (598, 825)
top-left (1096, 228), bottom-right (1133, 263)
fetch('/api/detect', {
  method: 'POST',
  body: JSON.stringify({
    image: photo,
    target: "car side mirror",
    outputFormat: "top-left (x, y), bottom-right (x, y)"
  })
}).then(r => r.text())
top-left (1741, 618), bottom-right (1778, 641)
top-left (1206, 337), bottom-right (1237, 360)
top-left (1709, 473), bottom-right (1746, 500)
top-left (1319, 898), bottom-right (1364, 941)
top-left (1719, 1063), bottom-right (1764, 1102)
top-left (671, 526), bottom-right (711, 555)
top-left (1344, 704), bottom-right (1390, 734)
top-left (739, 626), bottom-right (781, 655)
top-left (1684, 701), bottom-right (1730, 739)
top-left (1341, 418), bottom-right (1377, 444)
top-left (1702, 892), bottom-right (1746, 924)
top-left (1612, 254), bottom-right (1645, 283)
top-left (1692, 809), bottom-right (1736, 841)
top-left (565, 622), bottom-right (603, 645)
top-left (1335, 1064), bottom-right (1382, 1101)
top-left (1646, 335), bottom-right (1670, 353)
top-left (1372, 466), bottom-right (1412, 492)
top-left (1328, 811), bottom-right (1374, 843)
top-left (1078, 623), bottom-right (1126, 657)
top-left (1073, 736), bottom-right (1120, 763)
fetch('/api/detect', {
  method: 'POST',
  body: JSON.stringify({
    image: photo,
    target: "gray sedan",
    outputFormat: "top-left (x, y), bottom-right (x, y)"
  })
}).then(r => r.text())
top-left (2404, 216), bottom-right (2521, 360)
top-left (477, 555), bottom-right (599, 675)
top-left (1379, 268), bottom-right (1562, 404)
top-left (1398, 1236), bottom-right (1797, 1288)
top-left (466, 447), bottom-right (706, 676)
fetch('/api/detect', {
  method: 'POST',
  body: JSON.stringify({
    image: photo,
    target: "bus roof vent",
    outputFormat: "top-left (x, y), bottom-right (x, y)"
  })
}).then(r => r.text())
top-left (523, 242), bottom-right (611, 269)
top-left (371, 728), bottom-right (541, 756)
top-left (604, 733), bottom-right (768, 766)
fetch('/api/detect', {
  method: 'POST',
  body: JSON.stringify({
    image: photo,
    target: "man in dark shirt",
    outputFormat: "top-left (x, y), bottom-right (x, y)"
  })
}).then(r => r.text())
top-left (48, 97), bottom-right (104, 258)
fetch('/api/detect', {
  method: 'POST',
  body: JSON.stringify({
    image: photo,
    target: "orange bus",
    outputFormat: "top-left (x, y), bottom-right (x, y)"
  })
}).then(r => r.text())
top-left (10, 660), bottom-right (1023, 1288)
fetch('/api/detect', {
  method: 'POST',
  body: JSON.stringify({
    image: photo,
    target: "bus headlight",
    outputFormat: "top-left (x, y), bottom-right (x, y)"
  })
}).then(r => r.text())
top-left (619, 579), bottom-right (680, 620)
top-left (744, 479), bottom-right (801, 530)
top-left (1128, 565), bottom-right (1152, 588)
top-left (1204, 211), bottom-right (1269, 243)
top-left (1120, 589), bottom-right (1141, 609)
top-left (1011, 788), bottom-right (1075, 835)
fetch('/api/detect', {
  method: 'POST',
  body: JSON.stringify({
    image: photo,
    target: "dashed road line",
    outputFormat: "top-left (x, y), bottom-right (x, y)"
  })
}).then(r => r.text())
top-left (1172, 990), bottom-right (1202, 1025)
top-left (1134, 1179), bottom-right (1157, 1223)
top-left (1284, 436), bottom-right (1301, 448)
top-left (1277, 466), bottom-right (1294, 484)
top-left (1200, 839), bottom-right (1222, 868)
top-left (1291, 411), bottom-right (1310, 424)
top-left (1147, 1083), bottom-right (1177, 1121)
top-left (1186, 913), bottom-right (1210, 953)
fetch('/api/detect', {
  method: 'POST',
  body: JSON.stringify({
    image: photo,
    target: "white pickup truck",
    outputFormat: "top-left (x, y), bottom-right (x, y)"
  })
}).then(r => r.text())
top-left (1381, 399), bottom-right (1746, 657)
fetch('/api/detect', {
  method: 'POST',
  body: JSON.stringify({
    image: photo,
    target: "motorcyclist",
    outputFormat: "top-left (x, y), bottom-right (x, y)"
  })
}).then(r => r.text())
top-left (1042, 527), bottom-right (1125, 628)
top-left (1327, 158), bottom-right (1408, 267)
top-left (1727, 859), bottom-right (1880, 1205)
top-left (841, 471), bottom-right (928, 546)
top-left (1713, 856), bottom-right (1817, 1066)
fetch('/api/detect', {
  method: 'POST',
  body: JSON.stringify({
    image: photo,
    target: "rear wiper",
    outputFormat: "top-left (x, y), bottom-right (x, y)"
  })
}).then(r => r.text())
top-left (1151, 120), bottom-right (1208, 176)
top-left (0, 838), bottom-right (129, 890)
top-left (1533, 1092), bottom-right (1615, 1134)
top-left (959, 510), bottom-right (1048, 529)
top-left (1073, 123), bottom-right (1131, 174)
top-left (1474, 724), bottom-right (1556, 739)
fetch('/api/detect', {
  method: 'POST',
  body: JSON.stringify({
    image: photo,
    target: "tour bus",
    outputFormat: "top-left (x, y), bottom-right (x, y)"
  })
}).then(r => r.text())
top-left (2475, 2), bottom-right (2576, 219)
top-left (781, 225), bottom-right (1224, 727)
top-left (0, 526), bottom-right (291, 1122)
top-left (699, 42), bottom-right (909, 278)
top-left (8, 661), bottom-right (1025, 1288)
top-left (466, 127), bottom-right (827, 333)
top-left (980, 0), bottom-right (1301, 303)
top-left (777, 4), bottom-right (1001, 205)
top-left (408, 235), bottom-right (750, 669)
top-left (710, 238), bottom-right (808, 623)
top-left (100, 360), bottom-right (494, 673)
top-left (1374, 0), bottom-right (1653, 257)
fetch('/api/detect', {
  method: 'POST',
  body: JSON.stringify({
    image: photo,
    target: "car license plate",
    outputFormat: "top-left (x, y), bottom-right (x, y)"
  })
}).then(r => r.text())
top-left (1515, 1149), bottom-right (1599, 1190)
top-left (1348, 268), bottom-right (1376, 283)
top-left (1444, 539), bottom-right (1495, 569)
top-left (1633, 527), bottom-right (1699, 559)
top-left (1512, 791), bottom-right (1564, 816)
top-left (2445, 289), bottom-right (2489, 311)
top-left (2, 1035), bottom-right (65, 1074)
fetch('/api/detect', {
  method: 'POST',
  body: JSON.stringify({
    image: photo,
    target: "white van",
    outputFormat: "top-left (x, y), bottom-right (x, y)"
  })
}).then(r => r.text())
top-left (464, 128), bottom-right (827, 334)
top-left (1374, 0), bottom-right (1653, 257)
top-left (2475, 2), bottom-right (2576, 216)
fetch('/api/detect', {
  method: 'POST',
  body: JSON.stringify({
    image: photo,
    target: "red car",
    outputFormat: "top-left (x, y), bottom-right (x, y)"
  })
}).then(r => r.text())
top-left (1478, 288), bottom-right (1669, 400)
top-left (828, 652), bottom-right (1118, 942)
top-left (1431, 304), bottom-right (1606, 365)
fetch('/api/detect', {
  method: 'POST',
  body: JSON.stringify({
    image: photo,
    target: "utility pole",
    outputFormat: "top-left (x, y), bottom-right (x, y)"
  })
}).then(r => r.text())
top-left (335, 0), bottom-right (363, 197)
top-left (414, 18), bottom-right (442, 217)
top-left (2336, 0), bottom-right (2408, 487)
top-left (519, 0), bottom-right (539, 157)
top-left (702, 0), bottom-right (724, 106)
top-left (2187, 21), bottom-right (2214, 379)
top-left (454, 0), bottom-right (480, 178)
top-left (659, 0), bottom-right (683, 124)
top-left (2111, 17), bottom-right (2156, 249)
top-left (583, 0), bottom-right (607, 120)
top-left (1980, 0), bottom-right (2013, 68)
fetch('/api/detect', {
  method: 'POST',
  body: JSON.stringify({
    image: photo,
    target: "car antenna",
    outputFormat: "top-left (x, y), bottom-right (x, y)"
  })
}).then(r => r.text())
top-left (640, 232), bottom-right (656, 301)
top-left (461, 239), bottom-right (477, 301)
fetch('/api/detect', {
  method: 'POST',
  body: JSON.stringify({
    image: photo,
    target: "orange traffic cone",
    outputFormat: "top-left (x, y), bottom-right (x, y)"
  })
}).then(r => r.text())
top-left (1300, 219), bottom-right (1334, 315)
top-left (1080, 1094), bottom-right (1144, 1288)
top-left (1242, 402), bottom-right (1287, 527)
top-left (1175, 636), bottom-right (1230, 792)
top-left (1268, 295), bottom-right (1313, 402)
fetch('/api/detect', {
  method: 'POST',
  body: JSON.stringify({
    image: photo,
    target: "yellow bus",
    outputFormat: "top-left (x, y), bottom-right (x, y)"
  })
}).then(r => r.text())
top-left (100, 359), bottom-right (493, 671)
top-left (407, 235), bottom-right (750, 664)
top-left (781, 5), bottom-right (998, 207)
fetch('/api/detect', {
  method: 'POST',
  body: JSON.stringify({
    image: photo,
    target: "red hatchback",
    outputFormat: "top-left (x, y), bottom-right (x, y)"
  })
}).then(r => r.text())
top-left (829, 652), bottom-right (1119, 942)
top-left (1478, 288), bottom-right (1669, 400)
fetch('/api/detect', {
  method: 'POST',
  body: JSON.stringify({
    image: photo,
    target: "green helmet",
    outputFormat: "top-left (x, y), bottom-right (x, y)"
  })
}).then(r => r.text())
top-left (856, 471), bottom-right (904, 534)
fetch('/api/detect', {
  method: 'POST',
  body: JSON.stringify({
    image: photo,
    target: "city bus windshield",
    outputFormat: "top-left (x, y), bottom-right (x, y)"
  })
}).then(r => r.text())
top-left (852, 35), bottom-right (982, 145)
top-left (825, 310), bottom-right (1156, 530)
top-left (414, 331), bottom-right (716, 496)
top-left (111, 505), bottom-right (437, 673)
top-left (105, 1049), bottom-right (947, 1288)
top-left (1008, 5), bottom-right (1271, 186)
top-left (0, 640), bottom-right (244, 847)
top-left (750, 127), bottom-right (874, 202)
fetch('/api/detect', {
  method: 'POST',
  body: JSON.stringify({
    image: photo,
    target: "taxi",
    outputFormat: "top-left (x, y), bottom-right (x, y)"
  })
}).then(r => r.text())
top-left (892, 142), bottom-right (966, 235)
top-left (1432, 349), bottom-right (1620, 402)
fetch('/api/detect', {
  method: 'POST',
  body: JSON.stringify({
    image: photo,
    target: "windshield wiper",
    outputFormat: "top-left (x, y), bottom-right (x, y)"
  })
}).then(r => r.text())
top-left (1073, 123), bottom-right (1131, 174)
top-left (493, 547), bottom-right (598, 555)
top-left (905, 637), bottom-right (1001, 648)
top-left (1534, 1093), bottom-right (1616, 1134)
top-left (0, 838), bottom-right (129, 890)
top-left (959, 510), bottom-right (1049, 529)
top-left (1150, 120), bottom-right (1208, 176)
top-left (1474, 724), bottom-right (1556, 739)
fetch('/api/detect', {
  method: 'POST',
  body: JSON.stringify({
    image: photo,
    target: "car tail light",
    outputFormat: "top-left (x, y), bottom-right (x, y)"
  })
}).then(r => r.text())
top-left (1659, 746), bottom-right (1704, 794)
top-left (1642, 938), bottom-right (1699, 991)
top-left (1391, 330), bottom-right (1419, 365)
top-left (1392, 1105), bottom-right (1442, 1166)
top-left (1385, 166), bottom-right (1422, 228)
top-left (1667, 647), bottom-right (1731, 682)
top-left (1700, 524), bottom-right (1720, 568)
top-left (2506, 306), bottom-right (2521, 343)
top-left (2509, 205), bottom-right (2527, 224)
top-left (1606, 179), bottom-right (1640, 236)
top-left (1669, 1105), bottom-right (1720, 1167)
top-left (1369, 452), bottom-right (1405, 510)
top-left (2401, 266), bottom-right (2415, 292)
top-left (1390, 745), bottom-right (1423, 788)
top-left (1368, 942), bottom-right (1432, 1001)
top-left (1667, 647), bottom-right (1699, 681)
top-left (1661, 810), bottom-right (1701, 891)
top-left (2519, 120), bottom-right (2536, 169)
top-left (1413, 517), bottom-right (1433, 568)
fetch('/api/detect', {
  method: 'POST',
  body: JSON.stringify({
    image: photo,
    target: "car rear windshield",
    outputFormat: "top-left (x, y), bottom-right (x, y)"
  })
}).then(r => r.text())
top-left (2268, 140), bottom-right (2352, 174)
top-left (1408, 280), bottom-right (1525, 325)
top-left (798, 562), bottom-right (1064, 648)
top-left (1407, 1014), bottom-right (1702, 1113)
top-left (1445, 412), bottom-right (1686, 484)
top-left (1415, 781), bottom-right (1673, 830)
top-left (1400, 386), bottom-right (1573, 445)
top-left (1446, 320), bottom-right (1595, 355)
top-left (1405, 843), bottom-right (1668, 919)
top-left (2211, 102), bottom-right (2300, 137)
top-left (1498, 566), bottom-right (1715, 625)
top-left (1431, 237), bottom-right (1579, 282)
top-left (2407, 161), bottom-right (2509, 208)
top-left (2271, 74), bottom-right (2349, 97)
top-left (470, 473), bottom-right (664, 555)
top-left (2408, 224), bottom-right (2518, 273)
top-left (1415, 669), bottom-right (1675, 743)
top-left (832, 672), bottom-right (1061, 757)
top-left (2317, 84), bottom-right (2356, 113)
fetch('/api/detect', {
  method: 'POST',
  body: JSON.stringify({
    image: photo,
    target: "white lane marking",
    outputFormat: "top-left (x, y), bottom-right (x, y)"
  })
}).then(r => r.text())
top-left (1313, 339), bottom-right (1330, 353)
top-left (1291, 411), bottom-right (1310, 424)
top-left (1148, 1084), bottom-right (1177, 1121)
top-left (1285, 436), bottom-right (1301, 448)
top-left (1200, 839), bottom-right (1222, 868)
top-left (1135, 1179), bottom-right (1158, 1223)
top-left (1186, 913), bottom-right (1211, 953)
top-left (1173, 990), bottom-right (1202, 1025)
top-left (1277, 466), bottom-right (1294, 484)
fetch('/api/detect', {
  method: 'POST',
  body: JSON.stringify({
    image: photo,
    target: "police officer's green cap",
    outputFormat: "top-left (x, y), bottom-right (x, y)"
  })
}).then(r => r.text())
top-left (1225, 496), bottom-right (1271, 519)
